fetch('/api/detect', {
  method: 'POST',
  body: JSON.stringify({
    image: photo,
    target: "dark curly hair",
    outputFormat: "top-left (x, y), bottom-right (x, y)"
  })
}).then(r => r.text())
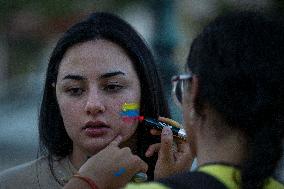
top-left (187, 11), bottom-right (284, 189)
top-left (38, 12), bottom-right (170, 181)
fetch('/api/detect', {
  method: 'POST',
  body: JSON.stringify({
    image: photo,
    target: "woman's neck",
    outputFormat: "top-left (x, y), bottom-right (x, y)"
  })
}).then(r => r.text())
top-left (69, 147), bottom-right (93, 170)
top-left (196, 125), bottom-right (247, 166)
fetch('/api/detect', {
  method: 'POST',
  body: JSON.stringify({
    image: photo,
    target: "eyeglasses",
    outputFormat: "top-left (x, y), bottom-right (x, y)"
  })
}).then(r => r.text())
top-left (171, 73), bottom-right (192, 107)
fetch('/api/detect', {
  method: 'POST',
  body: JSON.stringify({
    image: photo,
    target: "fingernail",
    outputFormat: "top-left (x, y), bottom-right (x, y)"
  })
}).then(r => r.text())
top-left (162, 127), bottom-right (172, 136)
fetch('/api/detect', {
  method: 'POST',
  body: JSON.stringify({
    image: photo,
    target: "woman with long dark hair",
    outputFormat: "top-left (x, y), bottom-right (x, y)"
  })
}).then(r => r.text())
top-left (0, 12), bottom-right (170, 188)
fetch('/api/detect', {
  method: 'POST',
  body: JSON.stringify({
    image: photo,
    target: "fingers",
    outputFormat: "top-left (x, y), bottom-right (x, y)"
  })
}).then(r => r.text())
top-left (109, 135), bottom-right (122, 147)
top-left (158, 116), bottom-right (182, 128)
top-left (151, 128), bottom-right (185, 143)
top-left (145, 143), bottom-right (161, 157)
top-left (159, 127), bottom-right (174, 163)
top-left (177, 140), bottom-right (191, 153)
top-left (134, 156), bottom-right (148, 173)
top-left (150, 129), bottom-right (161, 135)
top-left (175, 142), bottom-right (193, 169)
top-left (128, 155), bottom-right (148, 174)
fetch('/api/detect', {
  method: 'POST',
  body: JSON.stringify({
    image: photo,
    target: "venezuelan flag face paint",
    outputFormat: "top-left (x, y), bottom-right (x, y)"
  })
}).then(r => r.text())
top-left (121, 103), bottom-right (141, 122)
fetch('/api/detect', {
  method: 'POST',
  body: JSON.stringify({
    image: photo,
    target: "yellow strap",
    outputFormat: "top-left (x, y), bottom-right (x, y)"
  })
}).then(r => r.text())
top-left (198, 164), bottom-right (284, 189)
top-left (198, 165), bottom-right (239, 189)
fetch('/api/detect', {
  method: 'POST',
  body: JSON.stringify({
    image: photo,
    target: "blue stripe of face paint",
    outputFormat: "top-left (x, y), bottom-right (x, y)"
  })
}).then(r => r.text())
top-left (120, 110), bottom-right (139, 117)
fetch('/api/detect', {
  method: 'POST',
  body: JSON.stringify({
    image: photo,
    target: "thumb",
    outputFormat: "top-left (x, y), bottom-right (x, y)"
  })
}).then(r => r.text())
top-left (159, 127), bottom-right (174, 163)
top-left (109, 135), bottom-right (123, 147)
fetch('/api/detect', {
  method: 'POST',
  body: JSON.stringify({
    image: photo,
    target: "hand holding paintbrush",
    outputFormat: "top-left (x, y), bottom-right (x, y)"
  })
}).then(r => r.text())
top-left (144, 117), bottom-right (193, 180)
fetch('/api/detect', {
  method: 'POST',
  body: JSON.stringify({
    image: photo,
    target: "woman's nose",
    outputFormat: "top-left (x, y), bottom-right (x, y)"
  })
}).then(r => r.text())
top-left (84, 90), bottom-right (106, 115)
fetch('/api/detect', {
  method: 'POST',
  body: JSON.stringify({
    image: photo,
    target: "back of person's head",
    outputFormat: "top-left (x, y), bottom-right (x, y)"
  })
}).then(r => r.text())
top-left (39, 12), bottom-right (169, 180)
top-left (187, 11), bottom-right (284, 189)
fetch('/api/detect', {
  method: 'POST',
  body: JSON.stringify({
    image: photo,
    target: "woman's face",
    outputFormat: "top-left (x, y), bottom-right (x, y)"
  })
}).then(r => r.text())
top-left (56, 39), bottom-right (141, 155)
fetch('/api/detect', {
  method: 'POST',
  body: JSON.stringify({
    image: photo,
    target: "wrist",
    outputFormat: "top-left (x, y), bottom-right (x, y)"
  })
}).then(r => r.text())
top-left (72, 173), bottom-right (100, 189)
top-left (67, 176), bottom-right (92, 189)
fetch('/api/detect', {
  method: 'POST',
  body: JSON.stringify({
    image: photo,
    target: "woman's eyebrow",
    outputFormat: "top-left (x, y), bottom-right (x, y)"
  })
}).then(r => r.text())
top-left (62, 74), bottom-right (87, 81)
top-left (99, 71), bottom-right (125, 79)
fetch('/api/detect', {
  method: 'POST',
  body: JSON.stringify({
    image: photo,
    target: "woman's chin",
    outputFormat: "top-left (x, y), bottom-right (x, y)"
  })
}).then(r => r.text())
top-left (80, 134), bottom-right (132, 155)
top-left (84, 137), bottom-right (115, 154)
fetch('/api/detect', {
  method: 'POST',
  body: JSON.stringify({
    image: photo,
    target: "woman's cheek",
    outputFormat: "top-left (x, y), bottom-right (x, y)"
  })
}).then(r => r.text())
top-left (119, 121), bottom-right (138, 140)
top-left (58, 100), bottom-right (82, 131)
top-left (111, 91), bottom-right (141, 138)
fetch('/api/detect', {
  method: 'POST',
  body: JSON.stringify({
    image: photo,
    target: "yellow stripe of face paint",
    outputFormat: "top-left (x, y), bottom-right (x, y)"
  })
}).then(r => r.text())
top-left (122, 103), bottom-right (139, 111)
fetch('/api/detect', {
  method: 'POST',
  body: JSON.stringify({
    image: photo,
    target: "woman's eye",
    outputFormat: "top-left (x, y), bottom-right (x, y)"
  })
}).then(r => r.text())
top-left (66, 87), bottom-right (84, 96)
top-left (104, 84), bottom-right (124, 92)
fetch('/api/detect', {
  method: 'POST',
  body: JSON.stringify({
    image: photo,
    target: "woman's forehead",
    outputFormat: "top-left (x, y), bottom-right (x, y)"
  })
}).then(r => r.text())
top-left (62, 39), bottom-right (130, 63)
top-left (57, 40), bottom-right (137, 79)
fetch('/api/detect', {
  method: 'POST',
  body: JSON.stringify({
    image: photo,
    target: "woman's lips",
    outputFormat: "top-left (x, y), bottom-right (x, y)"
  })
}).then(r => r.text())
top-left (83, 121), bottom-right (111, 137)
top-left (84, 127), bottom-right (111, 137)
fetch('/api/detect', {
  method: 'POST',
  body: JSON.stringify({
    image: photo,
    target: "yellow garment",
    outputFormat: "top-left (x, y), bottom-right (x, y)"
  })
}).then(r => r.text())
top-left (124, 182), bottom-right (169, 189)
top-left (198, 164), bottom-right (284, 189)
top-left (124, 164), bottom-right (284, 189)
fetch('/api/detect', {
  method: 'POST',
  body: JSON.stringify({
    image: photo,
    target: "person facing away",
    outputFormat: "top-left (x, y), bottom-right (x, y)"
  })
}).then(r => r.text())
top-left (63, 10), bottom-right (284, 189)
top-left (0, 12), bottom-right (171, 189)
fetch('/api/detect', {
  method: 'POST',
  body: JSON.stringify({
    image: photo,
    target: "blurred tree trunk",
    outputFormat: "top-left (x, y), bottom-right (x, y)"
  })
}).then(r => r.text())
top-left (148, 0), bottom-right (178, 92)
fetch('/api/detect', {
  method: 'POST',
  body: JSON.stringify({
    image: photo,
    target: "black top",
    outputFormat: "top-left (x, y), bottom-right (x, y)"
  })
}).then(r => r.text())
top-left (159, 171), bottom-right (228, 189)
